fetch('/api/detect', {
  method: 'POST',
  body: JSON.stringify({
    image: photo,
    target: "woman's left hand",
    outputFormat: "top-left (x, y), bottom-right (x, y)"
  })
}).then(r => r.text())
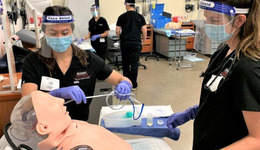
top-left (115, 80), bottom-right (132, 101)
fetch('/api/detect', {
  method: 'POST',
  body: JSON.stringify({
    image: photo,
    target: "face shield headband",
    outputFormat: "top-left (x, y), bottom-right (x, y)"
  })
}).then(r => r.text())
top-left (199, 0), bottom-right (249, 17)
top-left (124, 2), bottom-right (135, 6)
top-left (91, 5), bottom-right (99, 10)
top-left (42, 15), bottom-right (75, 25)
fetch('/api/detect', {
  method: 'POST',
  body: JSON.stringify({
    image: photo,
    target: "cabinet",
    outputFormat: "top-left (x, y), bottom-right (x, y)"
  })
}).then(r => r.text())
top-left (0, 73), bottom-right (22, 136)
top-left (142, 25), bottom-right (153, 53)
top-left (181, 22), bottom-right (195, 50)
top-left (155, 32), bottom-right (186, 59)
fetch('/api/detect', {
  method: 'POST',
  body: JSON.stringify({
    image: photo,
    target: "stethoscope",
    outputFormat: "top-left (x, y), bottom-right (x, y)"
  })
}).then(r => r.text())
top-left (200, 45), bottom-right (237, 92)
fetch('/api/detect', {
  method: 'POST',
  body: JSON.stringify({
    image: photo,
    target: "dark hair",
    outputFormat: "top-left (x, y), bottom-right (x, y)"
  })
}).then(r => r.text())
top-left (211, 0), bottom-right (260, 60)
top-left (38, 6), bottom-right (88, 76)
top-left (125, 0), bottom-right (135, 3)
top-left (91, 4), bottom-right (99, 8)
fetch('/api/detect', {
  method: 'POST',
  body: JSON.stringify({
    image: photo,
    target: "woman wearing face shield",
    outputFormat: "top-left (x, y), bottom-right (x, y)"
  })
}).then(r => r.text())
top-left (168, 0), bottom-right (260, 149)
top-left (83, 4), bottom-right (109, 60)
top-left (21, 6), bottom-right (132, 122)
top-left (191, 0), bottom-right (260, 149)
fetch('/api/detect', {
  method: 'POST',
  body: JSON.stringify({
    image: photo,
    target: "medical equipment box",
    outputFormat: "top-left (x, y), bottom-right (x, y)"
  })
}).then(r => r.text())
top-left (103, 111), bottom-right (142, 128)
top-left (151, 16), bottom-right (171, 28)
top-left (151, 4), bottom-right (171, 28)
top-left (151, 3), bottom-right (164, 16)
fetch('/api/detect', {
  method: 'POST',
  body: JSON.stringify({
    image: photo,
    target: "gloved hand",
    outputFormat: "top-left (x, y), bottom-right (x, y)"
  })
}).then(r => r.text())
top-left (77, 37), bottom-right (85, 45)
top-left (167, 104), bottom-right (199, 132)
top-left (91, 34), bottom-right (101, 41)
top-left (49, 85), bottom-right (87, 104)
top-left (73, 37), bottom-right (78, 42)
top-left (115, 80), bottom-right (132, 101)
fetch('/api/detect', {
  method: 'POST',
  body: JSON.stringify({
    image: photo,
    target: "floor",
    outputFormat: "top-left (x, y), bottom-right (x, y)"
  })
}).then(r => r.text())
top-left (110, 52), bottom-right (210, 150)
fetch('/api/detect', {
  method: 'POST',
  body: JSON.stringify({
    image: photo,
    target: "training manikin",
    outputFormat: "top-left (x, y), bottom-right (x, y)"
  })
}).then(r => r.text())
top-left (11, 91), bottom-right (132, 150)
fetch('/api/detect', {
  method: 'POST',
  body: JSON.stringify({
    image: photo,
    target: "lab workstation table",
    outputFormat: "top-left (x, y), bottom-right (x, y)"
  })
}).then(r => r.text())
top-left (154, 28), bottom-right (195, 70)
top-left (99, 105), bottom-right (180, 140)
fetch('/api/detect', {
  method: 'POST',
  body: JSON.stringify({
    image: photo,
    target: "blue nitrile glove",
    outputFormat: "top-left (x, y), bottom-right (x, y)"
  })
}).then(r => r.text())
top-left (49, 85), bottom-right (86, 104)
top-left (77, 37), bottom-right (84, 45)
top-left (91, 34), bottom-right (101, 41)
top-left (73, 37), bottom-right (78, 43)
top-left (167, 104), bottom-right (199, 132)
top-left (115, 80), bottom-right (132, 101)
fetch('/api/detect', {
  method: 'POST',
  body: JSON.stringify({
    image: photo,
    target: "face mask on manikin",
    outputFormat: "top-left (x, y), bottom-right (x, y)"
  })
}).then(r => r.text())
top-left (92, 10), bottom-right (99, 17)
top-left (204, 19), bottom-right (237, 43)
top-left (46, 35), bottom-right (73, 53)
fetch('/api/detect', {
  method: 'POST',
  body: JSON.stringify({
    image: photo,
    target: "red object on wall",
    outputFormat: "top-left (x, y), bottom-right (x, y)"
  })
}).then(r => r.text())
top-left (172, 16), bottom-right (181, 23)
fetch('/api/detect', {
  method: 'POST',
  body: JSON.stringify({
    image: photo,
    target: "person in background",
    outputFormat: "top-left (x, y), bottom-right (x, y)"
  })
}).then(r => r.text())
top-left (116, 0), bottom-right (147, 90)
top-left (21, 6), bottom-right (132, 121)
top-left (84, 4), bottom-right (109, 60)
top-left (168, 0), bottom-right (260, 149)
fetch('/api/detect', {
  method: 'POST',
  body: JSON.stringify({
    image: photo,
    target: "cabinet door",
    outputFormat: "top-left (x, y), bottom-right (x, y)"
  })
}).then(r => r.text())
top-left (142, 45), bottom-right (153, 52)
top-left (186, 37), bottom-right (194, 50)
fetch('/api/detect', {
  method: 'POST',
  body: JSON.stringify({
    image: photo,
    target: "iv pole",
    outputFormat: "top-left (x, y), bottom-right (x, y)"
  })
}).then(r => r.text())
top-left (2, 15), bottom-right (17, 93)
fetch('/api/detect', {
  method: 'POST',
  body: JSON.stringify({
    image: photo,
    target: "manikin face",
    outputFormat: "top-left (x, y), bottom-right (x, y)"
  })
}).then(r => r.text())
top-left (32, 91), bottom-right (71, 136)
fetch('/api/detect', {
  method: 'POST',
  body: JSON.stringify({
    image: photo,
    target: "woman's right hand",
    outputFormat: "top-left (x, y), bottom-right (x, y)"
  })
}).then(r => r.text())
top-left (49, 85), bottom-right (86, 104)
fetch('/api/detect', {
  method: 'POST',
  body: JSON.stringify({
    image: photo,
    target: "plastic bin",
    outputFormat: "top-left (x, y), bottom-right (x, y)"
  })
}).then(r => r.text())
top-left (151, 4), bottom-right (164, 15)
top-left (103, 111), bottom-right (142, 128)
top-left (151, 16), bottom-right (171, 28)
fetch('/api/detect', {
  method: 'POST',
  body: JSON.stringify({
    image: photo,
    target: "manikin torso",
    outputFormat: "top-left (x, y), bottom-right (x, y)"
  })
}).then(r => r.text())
top-left (38, 121), bottom-right (132, 150)
top-left (31, 91), bottom-right (132, 150)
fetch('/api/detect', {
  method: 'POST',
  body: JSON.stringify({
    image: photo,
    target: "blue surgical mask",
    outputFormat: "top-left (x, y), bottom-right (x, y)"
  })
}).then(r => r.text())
top-left (204, 20), bottom-right (236, 42)
top-left (46, 35), bottom-right (73, 53)
top-left (92, 10), bottom-right (99, 17)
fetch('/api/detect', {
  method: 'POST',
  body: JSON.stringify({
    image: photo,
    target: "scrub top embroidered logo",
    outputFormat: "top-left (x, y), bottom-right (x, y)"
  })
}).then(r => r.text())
top-left (74, 71), bottom-right (91, 81)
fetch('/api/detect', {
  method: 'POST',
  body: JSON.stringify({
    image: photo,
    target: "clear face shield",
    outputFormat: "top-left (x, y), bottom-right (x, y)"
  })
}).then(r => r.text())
top-left (90, 6), bottom-right (99, 17)
top-left (40, 15), bottom-right (75, 58)
top-left (194, 0), bottom-right (249, 54)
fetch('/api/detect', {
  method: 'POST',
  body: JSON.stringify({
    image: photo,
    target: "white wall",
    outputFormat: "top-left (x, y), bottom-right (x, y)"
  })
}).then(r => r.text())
top-left (52, 0), bottom-right (64, 6)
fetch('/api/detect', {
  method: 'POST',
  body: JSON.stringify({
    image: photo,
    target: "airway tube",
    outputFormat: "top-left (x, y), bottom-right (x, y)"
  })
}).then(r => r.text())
top-left (64, 91), bottom-right (144, 120)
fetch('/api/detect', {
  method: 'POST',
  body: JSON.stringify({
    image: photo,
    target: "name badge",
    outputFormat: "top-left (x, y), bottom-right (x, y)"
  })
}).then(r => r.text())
top-left (100, 38), bottom-right (105, 42)
top-left (40, 76), bottom-right (60, 91)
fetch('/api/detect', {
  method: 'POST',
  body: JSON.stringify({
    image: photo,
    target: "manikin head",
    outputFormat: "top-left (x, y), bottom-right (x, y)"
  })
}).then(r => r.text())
top-left (11, 91), bottom-right (132, 150)
top-left (33, 91), bottom-right (72, 137)
top-left (11, 91), bottom-right (71, 139)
